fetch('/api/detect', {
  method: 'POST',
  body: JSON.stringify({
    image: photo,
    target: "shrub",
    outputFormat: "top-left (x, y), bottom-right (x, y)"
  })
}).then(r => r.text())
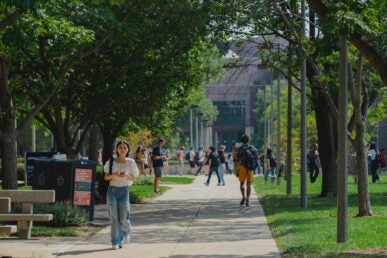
top-left (34, 202), bottom-right (88, 227)
top-left (134, 177), bottom-right (153, 185)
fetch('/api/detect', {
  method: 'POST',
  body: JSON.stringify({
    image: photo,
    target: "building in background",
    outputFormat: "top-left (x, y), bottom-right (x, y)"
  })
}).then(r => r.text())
top-left (205, 37), bottom-right (281, 151)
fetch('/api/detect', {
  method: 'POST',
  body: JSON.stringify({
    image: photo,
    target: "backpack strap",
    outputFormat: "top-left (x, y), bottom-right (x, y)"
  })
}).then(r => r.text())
top-left (109, 157), bottom-right (115, 175)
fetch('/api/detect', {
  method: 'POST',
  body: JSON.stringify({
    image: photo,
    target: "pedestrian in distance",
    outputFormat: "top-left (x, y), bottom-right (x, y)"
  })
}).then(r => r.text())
top-left (368, 142), bottom-right (382, 183)
top-left (163, 149), bottom-right (170, 176)
top-left (176, 147), bottom-right (185, 176)
top-left (188, 147), bottom-right (196, 175)
top-left (104, 140), bottom-right (139, 250)
top-left (308, 143), bottom-right (322, 183)
top-left (264, 148), bottom-right (277, 184)
top-left (134, 146), bottom-right (146, 176)
top-left (204, 146), bottom-right (221, 186)
top-left (237, 135), bottom-right (258, 207)
top-left (218, 145), bottom-right (227, 185)
top-left (153, 138), bottom-right (168, 193)
top-left (195, 146), bottom-right (205, 176)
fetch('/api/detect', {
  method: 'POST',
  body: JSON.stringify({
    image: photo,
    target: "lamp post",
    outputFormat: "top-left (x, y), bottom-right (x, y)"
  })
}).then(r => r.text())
top-left (197, 112), bottom-right (204, 149)
top-left (190, 105), bottom-right (199, 148)
top-left (202, 118), bottom-right (208, 148)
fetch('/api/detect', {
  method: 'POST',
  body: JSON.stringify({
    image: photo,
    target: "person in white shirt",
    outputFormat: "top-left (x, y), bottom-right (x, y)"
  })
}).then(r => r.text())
top-left (104, 140), bottom-right (139, 250)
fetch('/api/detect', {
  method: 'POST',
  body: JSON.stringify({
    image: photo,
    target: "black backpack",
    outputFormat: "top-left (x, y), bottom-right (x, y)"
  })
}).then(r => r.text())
top-left (269, 156), bottom-right (277, 168)
top-left (210, 152), bottom-right (220, 167)
top-left (185, 152), bottom-right (191, 161)
top-left (240, 145), bottom-right (258, 170)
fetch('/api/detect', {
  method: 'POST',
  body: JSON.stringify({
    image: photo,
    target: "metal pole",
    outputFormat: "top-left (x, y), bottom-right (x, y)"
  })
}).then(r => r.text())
top-left (32, 124), bottom-right (36, 152)
top-left (300, 0), bottom-right (308, 208)
top-left (263, 84), bottom-right (267, 151)
top-left (276, 54), bottom-right (281, 185)
top-left (286, 78), bottom-right (293, 194)
top-left (200, 120), bottom-right (204, 147)
top-left (337, 33), bottom-right (348, 243)
top-left (270, 70), bottom-right (274, 148)
top-left (190, 108), bottom-right (193, 148)
top-left (195, 111), bottom-right (199, 150)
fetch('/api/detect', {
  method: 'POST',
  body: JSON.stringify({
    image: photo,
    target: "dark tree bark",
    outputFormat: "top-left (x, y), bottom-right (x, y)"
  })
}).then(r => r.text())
top-left (0, 56), bottom-right (18, 189)
top-left (88, 125), bottom-right (99, 163)
top-left (315, 90), bottom-right (338, 197)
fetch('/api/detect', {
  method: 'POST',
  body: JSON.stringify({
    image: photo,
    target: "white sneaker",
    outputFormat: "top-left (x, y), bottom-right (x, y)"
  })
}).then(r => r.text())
top-left (124, 236), bottom-right (130, 244)
top-left (112, 245), bottom-right (120, 250)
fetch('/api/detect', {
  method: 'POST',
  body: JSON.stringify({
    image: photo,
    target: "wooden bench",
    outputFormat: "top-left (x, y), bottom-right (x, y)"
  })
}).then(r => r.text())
top-left (0, 190), bottom-right (55, 239)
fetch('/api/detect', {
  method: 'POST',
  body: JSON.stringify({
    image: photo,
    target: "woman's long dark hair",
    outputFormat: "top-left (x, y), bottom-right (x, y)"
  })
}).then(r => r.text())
top-left (115, 140), bottom-right (131, 158)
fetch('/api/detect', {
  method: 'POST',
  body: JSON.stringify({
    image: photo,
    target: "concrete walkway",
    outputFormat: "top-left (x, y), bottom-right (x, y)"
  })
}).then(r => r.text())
top-left (0, 175), bottom-right (280, 258)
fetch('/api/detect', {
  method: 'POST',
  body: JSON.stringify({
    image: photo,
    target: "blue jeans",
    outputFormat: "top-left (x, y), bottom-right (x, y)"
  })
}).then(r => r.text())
top-left (371, 160), bottom-right (380, 183)
top-left (107, 186), bottom-right (131, 246)
top-left (265, 167), bottom-right (276, 183)
top-left (206, 166), bottom-right (221, 184)
top-left (254, 164), bottom-right (261, 175)
top-left (218, 164), bottom-right (226, 184)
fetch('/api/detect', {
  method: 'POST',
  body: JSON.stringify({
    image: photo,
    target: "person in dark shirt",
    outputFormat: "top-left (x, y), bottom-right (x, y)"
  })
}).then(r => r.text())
top-left (204, 146), bottom-right (221, 186)
top-left (152, 138), bottom-right (168, 193)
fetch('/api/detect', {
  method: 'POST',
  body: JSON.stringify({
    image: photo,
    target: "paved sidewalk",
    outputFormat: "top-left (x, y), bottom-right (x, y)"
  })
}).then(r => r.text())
top-left (0, 175), bottom-right (280, 258)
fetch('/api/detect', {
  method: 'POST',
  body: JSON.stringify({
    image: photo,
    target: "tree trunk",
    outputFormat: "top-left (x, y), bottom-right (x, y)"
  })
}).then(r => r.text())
top-left (315, 91), bottom-right (338, 197)
top-left (349, 56), bottom-right (372, 216)
top-left (0, 55), bottom-right (17, 189)
top-left (354, 129), bottom-right (372, 216)
top-left (96, 121), bottom-right (117, 202)
top-left (88, 125), bottom-right (99, 163)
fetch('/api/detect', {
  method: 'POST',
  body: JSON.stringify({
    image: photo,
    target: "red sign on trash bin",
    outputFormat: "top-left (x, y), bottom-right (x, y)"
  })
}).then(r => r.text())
top-left (73, 168), bottom-right (92, 206)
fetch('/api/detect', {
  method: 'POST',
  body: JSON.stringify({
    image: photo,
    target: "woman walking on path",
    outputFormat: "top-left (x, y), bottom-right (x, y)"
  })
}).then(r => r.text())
top-left (104, 140), bottom-right (139, 250)
top-left (368, 142), bottom-right (381, 183)
top-left (176, 147), bottom-right (185, 175)
top-left (164, 149), bottom-right (170, 176)
top-left (204, 146), bottom-right (221, 186)
top-left (218, 145), bottom-right (227, 185)
top-left (134, 146), bottom-right (146, 176)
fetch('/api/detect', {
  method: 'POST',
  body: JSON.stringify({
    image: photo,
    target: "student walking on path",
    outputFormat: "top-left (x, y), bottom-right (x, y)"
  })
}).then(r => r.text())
top-left (195, 146), bottom-right (205, 176)
top-left (176, 147), bottom-right (185, 176)
top-left (104, 140), bottom-right (139, 250)
top-left (218, 145), bottom-right (227, 185)
top-left (204, 146), bottom-right (221, 186)
top-left (153, 138), bottom-right (168, 193)
top-left (236, 135), bottom-right (257, 207)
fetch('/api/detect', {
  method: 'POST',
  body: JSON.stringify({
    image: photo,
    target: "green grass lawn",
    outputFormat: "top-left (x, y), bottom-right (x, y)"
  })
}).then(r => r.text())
top-left (31, 225), bottom-right (101, 237)
top-left (130, 185), bottom-right (170, 203)
top-left (129, 176), bottom-right (193, 203)
top-left (160, 176), bottom-right (194, 184)
top-left (253, 174), bottom-right (387, 257)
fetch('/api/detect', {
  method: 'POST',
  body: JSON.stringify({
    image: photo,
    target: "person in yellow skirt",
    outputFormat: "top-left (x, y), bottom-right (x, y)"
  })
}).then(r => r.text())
top-left (236, 135), bottom-right (257, 207)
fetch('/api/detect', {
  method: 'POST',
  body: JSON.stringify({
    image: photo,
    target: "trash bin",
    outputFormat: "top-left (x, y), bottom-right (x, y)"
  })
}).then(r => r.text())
top-left (71, 159), bottom-right (96, 221)
top-left (33, 159), bottom-right (96, 221)
top-left (33, 159), bottom-right (53, 190)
